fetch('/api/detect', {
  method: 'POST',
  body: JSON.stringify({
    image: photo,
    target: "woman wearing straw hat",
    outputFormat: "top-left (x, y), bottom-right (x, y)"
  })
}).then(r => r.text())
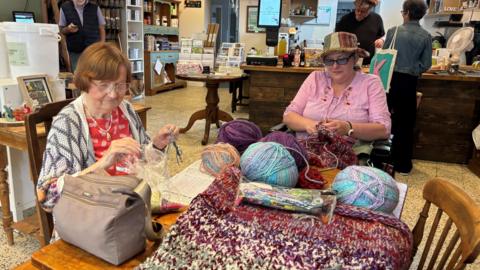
top-left (283, 32), bottom-right (391, 155)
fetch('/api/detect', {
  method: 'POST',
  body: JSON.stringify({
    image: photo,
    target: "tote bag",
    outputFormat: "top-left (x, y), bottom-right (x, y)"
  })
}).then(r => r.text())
top-left (369, 27), bottom-right (399, 93)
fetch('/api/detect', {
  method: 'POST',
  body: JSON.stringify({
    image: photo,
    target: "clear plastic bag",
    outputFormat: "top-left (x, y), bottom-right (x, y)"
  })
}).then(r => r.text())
top-left (127, 142), bottom-right (187, 213)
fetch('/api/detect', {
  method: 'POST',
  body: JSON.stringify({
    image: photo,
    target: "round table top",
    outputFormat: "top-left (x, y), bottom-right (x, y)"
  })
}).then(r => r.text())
top-left (176, 73), bottom-right (247, 84)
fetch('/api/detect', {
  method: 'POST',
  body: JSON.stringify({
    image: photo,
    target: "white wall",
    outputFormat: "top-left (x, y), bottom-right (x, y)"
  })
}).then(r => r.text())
top-left (178, 1), bottom-right (209, 38)
top-left (379, 0), bottom-right (404, 32)
top-left (296, 0), bottom-right (338, 45)
top-left (239, 0), bottom-right (268, 52)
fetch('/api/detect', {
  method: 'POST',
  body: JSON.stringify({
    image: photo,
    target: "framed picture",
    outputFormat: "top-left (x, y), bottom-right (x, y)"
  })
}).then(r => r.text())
top-left (246, 6), bottom-right (265, 33)
top-left (17, 74), bottom-right (53, 109)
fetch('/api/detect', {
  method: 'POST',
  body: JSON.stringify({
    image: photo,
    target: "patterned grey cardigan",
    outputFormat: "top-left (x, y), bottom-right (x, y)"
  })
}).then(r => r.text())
top-left (37, 95), bottom-right (150, 210)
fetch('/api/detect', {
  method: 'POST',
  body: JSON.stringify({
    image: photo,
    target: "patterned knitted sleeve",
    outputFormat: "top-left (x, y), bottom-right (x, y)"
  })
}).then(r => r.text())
top-left (125, 102), bottom-right (151, 145)
top-left (36, 108), bottom-right (89, 211)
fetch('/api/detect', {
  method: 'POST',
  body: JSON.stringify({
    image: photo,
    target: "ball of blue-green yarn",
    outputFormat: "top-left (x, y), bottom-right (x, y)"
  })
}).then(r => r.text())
top-left (240, 142), bottom-right (298, 187)
top-left (332, 166), bottom-right (399, 214)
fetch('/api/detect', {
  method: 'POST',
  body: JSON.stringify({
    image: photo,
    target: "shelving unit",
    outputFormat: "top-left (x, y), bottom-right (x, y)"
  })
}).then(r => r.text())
top-left (121, 0), bottom-right (145, 84)
top-left (97, 0), bottom-right (123, 44)
top-left (143, 0), bottom-right (185, 95)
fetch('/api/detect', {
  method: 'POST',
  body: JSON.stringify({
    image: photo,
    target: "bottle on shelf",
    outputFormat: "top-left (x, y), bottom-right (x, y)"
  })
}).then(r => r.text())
top-left (293, 45), bottom-right (301, 67)
top-left (300, 49), bottom-right (305, 67)
top-left (278, 36), bottom-right (287, 56)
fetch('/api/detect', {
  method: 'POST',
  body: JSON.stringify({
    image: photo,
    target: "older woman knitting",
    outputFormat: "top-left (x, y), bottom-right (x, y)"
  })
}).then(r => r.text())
top-left (36, 42), bottom-right (179, 211)
top-left (283, 32), bottom-right (391, 150)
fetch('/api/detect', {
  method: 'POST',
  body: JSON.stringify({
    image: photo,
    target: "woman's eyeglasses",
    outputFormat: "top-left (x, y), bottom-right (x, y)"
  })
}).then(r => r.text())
top-left (92, 82), bottom-right (130, 95)
top-left (323, 54), bottom-right (354, 66)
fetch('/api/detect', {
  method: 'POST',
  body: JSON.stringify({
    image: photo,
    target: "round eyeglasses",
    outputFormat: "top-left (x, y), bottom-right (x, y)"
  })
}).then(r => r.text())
top-left (92, 82), bottom-right (130, 95)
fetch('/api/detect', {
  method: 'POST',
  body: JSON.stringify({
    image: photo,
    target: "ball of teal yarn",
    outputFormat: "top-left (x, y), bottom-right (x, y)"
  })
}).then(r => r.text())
top-left (332, 166), bottom-right (399, 214)
top-left (240, 142), bottom-right (298, 187)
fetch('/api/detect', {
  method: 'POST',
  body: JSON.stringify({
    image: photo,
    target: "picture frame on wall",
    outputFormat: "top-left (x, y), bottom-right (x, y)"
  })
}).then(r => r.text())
top-left (17, 74), bottom-right (53, 109)
top-left (246, 6), bottom-right (266, 33)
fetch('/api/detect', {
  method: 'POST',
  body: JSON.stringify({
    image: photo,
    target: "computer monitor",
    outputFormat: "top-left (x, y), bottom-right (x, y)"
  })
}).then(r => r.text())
top-left (12, 11), bottom-right (35, 23)
top-left (257, 0), bottom-right (282, 28)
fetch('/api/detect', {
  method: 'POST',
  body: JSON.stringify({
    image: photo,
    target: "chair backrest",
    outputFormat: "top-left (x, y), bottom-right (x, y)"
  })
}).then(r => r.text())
top-left (25, 99), bottom-right (73, 246)
top-left (411, 178), bottom-right (480, 269)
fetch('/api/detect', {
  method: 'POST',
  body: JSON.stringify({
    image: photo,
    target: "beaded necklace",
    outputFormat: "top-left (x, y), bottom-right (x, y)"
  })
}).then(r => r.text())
top-left (84, 104), bottom-right (113, 141)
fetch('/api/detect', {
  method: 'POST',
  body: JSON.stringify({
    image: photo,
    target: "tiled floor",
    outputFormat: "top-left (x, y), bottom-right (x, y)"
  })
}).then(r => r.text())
top-left (1, 86), bottom-right (479, 269)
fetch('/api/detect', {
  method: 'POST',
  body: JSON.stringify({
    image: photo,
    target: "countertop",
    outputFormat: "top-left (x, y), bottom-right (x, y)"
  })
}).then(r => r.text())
top-left (240, 65), bottom-right (480, 82)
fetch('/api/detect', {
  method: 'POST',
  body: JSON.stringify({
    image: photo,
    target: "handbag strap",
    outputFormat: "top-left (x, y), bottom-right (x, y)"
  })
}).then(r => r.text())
top-left (134, 180), bottom-right (165, 241)
top-left (389, 26), bottom-right (399, 50)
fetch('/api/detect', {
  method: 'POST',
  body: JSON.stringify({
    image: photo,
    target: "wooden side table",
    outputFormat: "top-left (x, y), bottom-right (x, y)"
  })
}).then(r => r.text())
top-left (176, 73), bottom-right (246, 145)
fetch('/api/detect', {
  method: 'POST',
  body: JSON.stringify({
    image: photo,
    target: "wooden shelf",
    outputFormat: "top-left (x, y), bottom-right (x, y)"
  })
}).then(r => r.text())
top-left (425, 11), bottom-right (463, 17)
top-left (144, 50), bottom-right (180, 53)
top-left (144, 24), bottom-right (179, 35)
top-left (290, 15), bottom-right (316, 18)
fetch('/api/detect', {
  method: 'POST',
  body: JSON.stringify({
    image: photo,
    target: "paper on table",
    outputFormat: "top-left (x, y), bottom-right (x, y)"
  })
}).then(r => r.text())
top-left (392, 182), bottom-right (408, 219)
top-left (161, 160), bottom-right (215, 205)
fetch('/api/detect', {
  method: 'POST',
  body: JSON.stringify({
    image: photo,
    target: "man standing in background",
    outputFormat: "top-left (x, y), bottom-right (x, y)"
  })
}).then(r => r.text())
top-left (59, 0), bottom-right (106, 71)
top-left (335, 0), bottom-right (385, 65)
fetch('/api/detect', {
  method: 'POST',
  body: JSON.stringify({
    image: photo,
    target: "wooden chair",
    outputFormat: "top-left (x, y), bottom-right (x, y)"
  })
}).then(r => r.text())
top-left (411, 178), bottom-right (480, 269)
top-left (25, 99), bottom-right (73, 246)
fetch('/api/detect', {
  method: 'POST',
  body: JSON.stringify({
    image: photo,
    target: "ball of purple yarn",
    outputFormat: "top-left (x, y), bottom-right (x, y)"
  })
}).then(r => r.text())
top-left (216, 119), bottom-right (263, 153)
top-left (260, 131), bottom-right (307, 169)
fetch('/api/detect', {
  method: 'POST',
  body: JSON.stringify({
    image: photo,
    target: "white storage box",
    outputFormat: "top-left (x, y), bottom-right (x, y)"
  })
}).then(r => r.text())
top-left (201, 54), bottom-right (214, 60)
top-left (0, 22), bottom-right (60, 80)
top-left (190, 53), bottom-right (202, 60)
top-left (179, 53), bottom-right (191, 60)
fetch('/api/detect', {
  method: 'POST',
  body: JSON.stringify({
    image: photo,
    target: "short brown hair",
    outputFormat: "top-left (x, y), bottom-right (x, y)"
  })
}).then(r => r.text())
top-left (355, 0), bottom-right (379, 7)
top-left (73, 42), bottom-right (131, 92)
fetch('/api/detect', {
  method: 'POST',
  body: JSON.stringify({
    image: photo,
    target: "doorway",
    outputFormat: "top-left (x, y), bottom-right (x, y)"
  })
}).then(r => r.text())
top-left (210, 0), bottom-right (239, 45)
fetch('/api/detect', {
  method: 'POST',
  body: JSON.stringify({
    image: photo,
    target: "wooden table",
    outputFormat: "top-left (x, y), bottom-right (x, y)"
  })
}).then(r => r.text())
top-left (176, 73), bottom-right (247, 145)
top-left (0, 103), bottom-right (151, 246)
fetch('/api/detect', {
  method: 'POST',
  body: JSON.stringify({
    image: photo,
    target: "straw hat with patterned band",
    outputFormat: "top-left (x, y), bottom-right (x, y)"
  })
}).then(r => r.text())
top-left (321, 32), bottom-right (370, 59)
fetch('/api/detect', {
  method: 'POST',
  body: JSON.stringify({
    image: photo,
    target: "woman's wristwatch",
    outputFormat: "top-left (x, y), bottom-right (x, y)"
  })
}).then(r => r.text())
top-left (346, 121), bottom-right (354, 136)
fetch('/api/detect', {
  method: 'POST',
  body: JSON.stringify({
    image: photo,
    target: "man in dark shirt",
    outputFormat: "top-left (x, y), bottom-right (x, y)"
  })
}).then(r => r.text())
top-left (59, 0), bottom-right (106, 71)
top-left (335, 0), bottom-right (385, 65)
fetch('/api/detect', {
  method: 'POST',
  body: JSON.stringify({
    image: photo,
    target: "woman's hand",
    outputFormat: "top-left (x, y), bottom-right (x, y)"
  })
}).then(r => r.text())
top-left (374, 38), bottom-right (384, 48)
top-left (305, 120), bottom-right (320, 135)
top-left (97, 137), bottom-right (141, 169)
top-left (153, 124), bottom-right (179, 150)
top-left (322, 120), bottom-right (350, 136)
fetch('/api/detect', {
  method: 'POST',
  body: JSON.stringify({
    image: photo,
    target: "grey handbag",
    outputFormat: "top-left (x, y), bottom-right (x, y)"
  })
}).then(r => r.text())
top-left (53, 173), bottom-right (163, 265)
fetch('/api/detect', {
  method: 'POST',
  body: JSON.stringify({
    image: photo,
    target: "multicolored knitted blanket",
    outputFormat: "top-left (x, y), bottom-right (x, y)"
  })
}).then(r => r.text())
top-left (139, 167), bottom-right (412, 269)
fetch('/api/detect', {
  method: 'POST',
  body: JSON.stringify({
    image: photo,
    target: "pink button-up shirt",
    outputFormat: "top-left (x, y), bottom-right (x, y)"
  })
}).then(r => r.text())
top-left (284, 71), bottom-right (391, 139)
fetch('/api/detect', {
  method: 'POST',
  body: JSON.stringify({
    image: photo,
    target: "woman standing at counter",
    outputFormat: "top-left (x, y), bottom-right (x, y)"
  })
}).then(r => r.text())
top-left (383, 0), bottom-right (431, 175)
top-left (283, 32), bottom-right (391, 150)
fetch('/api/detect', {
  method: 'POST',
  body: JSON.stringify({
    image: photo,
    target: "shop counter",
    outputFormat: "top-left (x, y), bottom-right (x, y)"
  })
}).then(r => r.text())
top-left (241, 65), bottom-right (480, 164)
